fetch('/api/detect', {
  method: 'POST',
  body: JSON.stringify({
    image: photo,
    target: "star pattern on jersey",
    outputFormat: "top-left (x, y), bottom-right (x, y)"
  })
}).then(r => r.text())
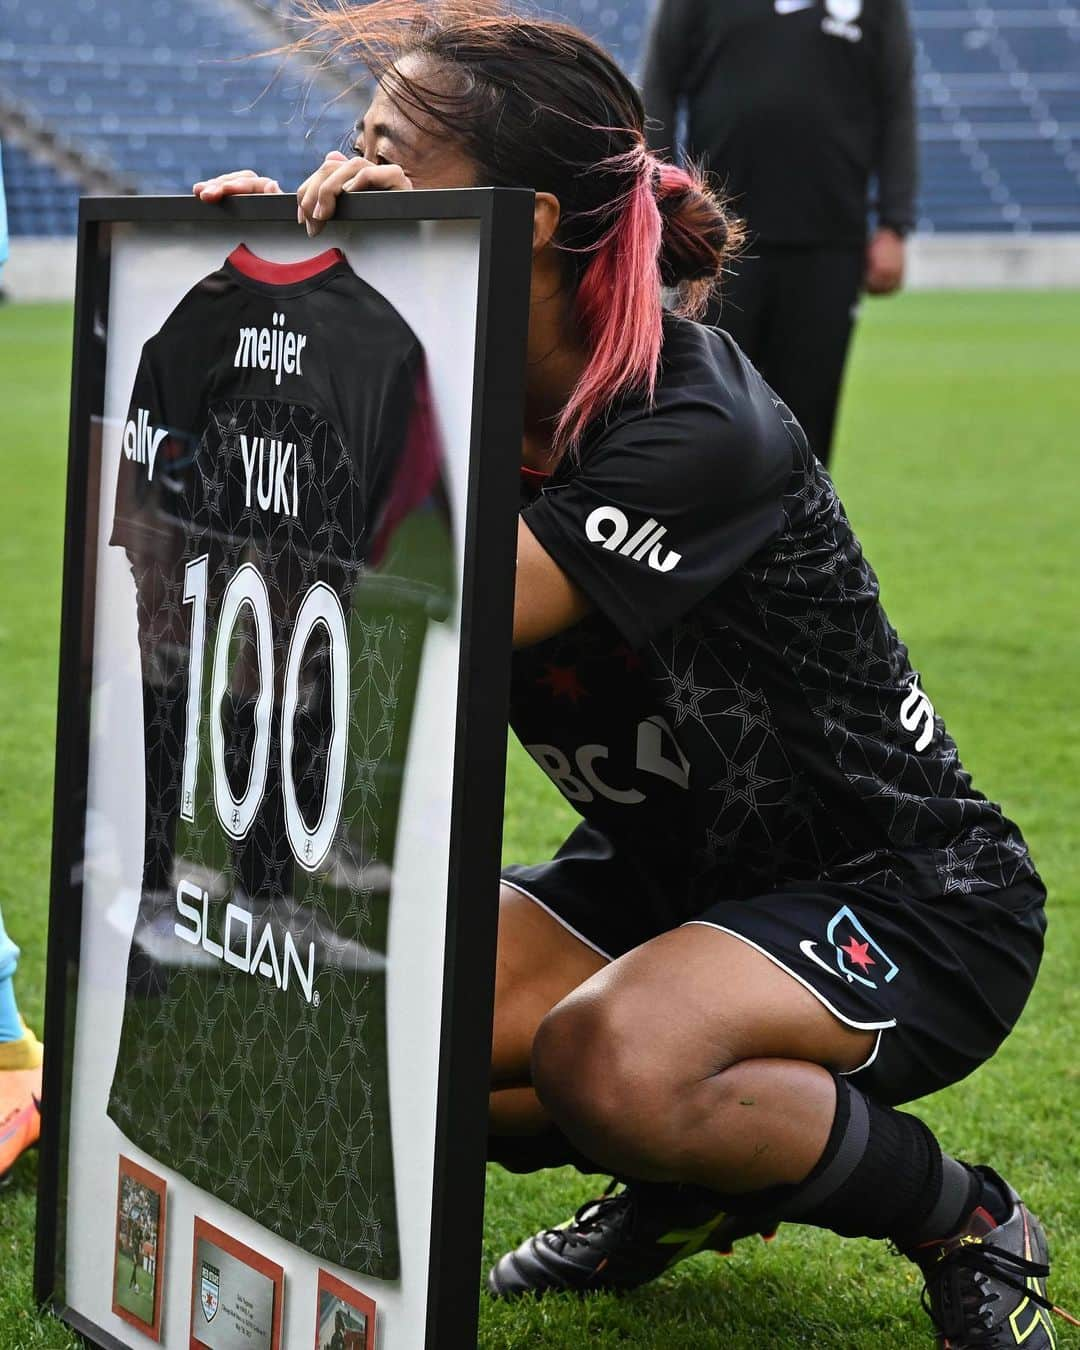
top-left (664, 660), bottom-right (712, 726)
top-left (839, 622), bottom-right (884, 683)
top-left (719, 681), bottom-right (774, 739)
top-left (938, 842), bottom-right (985, 894)
top-left (709, 747), bottom-right (786, 815)
top-left (107, 393), bottom-right (448, 1280)
top-left (813, 688), bottom-right (859, 737)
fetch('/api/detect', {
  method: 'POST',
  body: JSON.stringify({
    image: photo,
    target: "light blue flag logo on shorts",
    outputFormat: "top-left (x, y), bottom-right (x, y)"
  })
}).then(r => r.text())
top-left (825, 905), bottom-right (900, 990)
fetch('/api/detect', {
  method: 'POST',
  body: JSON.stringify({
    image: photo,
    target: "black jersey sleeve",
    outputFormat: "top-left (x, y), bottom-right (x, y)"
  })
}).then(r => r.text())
top-left (522, 382), bottom-right (792, 648)
top-left (111, 333), bottom-right (200, 554)
top-left (111, 340), bottom-right (166, 552)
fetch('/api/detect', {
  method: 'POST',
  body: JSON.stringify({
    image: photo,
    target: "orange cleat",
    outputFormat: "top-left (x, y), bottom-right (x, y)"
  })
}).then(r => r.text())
top-left (0, 1023), bottom-right (43, 1180)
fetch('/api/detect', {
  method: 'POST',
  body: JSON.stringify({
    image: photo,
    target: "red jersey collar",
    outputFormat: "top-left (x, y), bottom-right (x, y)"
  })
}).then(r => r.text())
top-left (227, 243), bottom-right (346, 285)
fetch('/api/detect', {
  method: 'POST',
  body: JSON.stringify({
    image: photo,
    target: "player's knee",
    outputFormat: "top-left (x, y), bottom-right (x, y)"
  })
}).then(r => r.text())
top-left (531, 993), bottom-right (688, 1178)
top-left (529, 994), bottom-right (596, 1119)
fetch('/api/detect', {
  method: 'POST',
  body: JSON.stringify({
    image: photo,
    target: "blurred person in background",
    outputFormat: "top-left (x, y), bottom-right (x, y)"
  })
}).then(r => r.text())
top-left (0, 903), bottom-right (44, 1178)
top-left (643, 0), bottom-right (918, 466)
top-left (0, 147), bottom-right (42, 1166)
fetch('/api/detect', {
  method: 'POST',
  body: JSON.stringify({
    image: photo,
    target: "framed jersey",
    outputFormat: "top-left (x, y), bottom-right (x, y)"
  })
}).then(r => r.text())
top-left (35, 189), bottom-right (532, 1350)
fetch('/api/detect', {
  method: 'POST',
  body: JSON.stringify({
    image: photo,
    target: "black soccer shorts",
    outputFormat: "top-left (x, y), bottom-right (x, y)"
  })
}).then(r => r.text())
top-left (503, 822), bottom-right (1046, 1106)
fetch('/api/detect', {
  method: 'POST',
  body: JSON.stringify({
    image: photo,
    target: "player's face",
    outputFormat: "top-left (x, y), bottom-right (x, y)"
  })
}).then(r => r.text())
top-left (355, 55), bottom-right (478, 190)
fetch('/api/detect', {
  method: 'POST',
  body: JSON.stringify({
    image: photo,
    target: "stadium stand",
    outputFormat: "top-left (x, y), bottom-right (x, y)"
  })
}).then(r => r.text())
top-left (2, 141), bottom-right (80, 236)
top-left (0, 0), bottom-right (1079, 235)
top-left (0, 0), bottom-right (353, 236)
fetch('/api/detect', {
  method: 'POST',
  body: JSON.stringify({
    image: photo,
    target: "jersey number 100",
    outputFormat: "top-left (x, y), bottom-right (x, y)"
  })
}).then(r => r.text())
top-left (179, 556), bottom-right (349, 872)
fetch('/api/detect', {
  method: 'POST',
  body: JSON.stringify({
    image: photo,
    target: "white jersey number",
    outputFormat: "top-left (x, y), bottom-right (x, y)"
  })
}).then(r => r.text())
top-left (179, 557), bottom-right (350, 870)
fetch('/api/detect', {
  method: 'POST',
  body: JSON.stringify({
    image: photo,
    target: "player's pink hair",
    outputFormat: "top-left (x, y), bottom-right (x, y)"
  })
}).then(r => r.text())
top-left (558, 146), bottom-right (728, 450)
top-left (287, 0), bottom-right (742, 458)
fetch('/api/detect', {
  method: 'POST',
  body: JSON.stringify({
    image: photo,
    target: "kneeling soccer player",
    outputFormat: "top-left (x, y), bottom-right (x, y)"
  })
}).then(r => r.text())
top-left (192, 3), bottom-right (1073, 1343)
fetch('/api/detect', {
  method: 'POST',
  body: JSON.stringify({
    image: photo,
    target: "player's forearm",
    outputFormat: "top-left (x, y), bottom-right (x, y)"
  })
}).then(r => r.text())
top-left (513, 519), bottom-right (591, 648)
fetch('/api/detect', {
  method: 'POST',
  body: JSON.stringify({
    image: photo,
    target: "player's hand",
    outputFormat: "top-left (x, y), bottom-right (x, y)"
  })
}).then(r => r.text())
top-left (192, 170), bottom-right (282, 200)
top-left (297, 151), bottom-right (413, 237)
top-left (865, 228), bottom-right (906, 295)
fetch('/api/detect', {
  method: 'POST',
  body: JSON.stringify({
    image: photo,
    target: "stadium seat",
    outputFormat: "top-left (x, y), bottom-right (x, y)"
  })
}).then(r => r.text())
top-left (1, 141), bottom-right (79, 235)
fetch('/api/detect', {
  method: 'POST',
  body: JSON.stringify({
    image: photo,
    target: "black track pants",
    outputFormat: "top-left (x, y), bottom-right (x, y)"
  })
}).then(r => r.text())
top-left (707, 245), bottom-right (865, 467)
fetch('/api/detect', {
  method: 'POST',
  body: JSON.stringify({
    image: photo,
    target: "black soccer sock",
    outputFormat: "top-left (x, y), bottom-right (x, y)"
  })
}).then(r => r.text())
top-left (719, 1074), bottom-right (984, 1249)
top-left (975, 1170), bottom-right (1013, 1227)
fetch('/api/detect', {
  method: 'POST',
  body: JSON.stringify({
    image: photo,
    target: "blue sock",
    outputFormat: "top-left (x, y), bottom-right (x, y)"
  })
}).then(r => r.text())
top-left (0, 974), bottom-right (22, 1044)
top-left (0, 913), bottom-right (23, 1044)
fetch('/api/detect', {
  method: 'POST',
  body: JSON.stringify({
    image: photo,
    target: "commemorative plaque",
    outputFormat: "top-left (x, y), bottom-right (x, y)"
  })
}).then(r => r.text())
top-left (190, 1219), bottom-right (283, 1350)
top-left (36, 190), bottom-right (532, 1349)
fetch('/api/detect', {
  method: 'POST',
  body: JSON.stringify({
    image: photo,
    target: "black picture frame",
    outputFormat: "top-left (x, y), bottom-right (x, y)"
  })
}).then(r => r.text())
top-left (35, 188), bottom-right (534, 1350)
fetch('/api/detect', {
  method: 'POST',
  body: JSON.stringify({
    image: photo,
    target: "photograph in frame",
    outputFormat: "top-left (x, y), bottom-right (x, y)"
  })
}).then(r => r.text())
top-left (111, 1155), bottom-right (167, 1341)
top-left (314, 1270), bottom-right (377, 1350)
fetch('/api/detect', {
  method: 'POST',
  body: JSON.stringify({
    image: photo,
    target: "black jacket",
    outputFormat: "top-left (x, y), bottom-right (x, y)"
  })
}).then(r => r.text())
top-left (642, 0), bottom-right (918, 244)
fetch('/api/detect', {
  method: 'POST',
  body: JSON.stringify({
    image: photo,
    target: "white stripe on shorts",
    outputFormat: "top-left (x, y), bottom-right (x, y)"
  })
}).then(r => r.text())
top-left (501, 878), bottom-right (614, 962)
top-left (684, 920), bottom-right (898, 1042)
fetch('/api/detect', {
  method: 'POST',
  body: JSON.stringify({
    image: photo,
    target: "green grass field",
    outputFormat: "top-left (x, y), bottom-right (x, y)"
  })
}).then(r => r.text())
top-left (0, 293), bottom-right (1077, 1347)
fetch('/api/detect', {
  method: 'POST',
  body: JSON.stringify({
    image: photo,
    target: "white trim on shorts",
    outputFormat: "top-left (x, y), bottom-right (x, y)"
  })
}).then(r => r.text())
top-left (684, 920), bottom-right (898, 1047)
top-left (839, 1028), bottom-right (884, 1078)
top-left (501, 878), bottom-right (614, 961)
top-left (497, 898), bottom-right (890, 1077)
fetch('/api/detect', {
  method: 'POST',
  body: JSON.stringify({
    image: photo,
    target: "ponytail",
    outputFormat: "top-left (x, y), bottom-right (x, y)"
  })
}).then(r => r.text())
top-left (556, 146), bottom-right (741, 453)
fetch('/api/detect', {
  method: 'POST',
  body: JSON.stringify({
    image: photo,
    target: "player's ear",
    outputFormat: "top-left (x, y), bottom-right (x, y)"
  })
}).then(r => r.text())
top-left (533, 192), bottom-right (561, 255)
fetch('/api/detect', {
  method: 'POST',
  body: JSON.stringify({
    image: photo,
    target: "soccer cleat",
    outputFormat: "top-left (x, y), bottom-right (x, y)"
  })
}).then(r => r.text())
top-left (908, 1167), bottom-right (1080, 1348)
top-left (0, 1024), bottom-right (43, 1180)
top-left (487, 1180), bottom-right (779, 1298)
top-left (0, 1020), bottom-right (43, 1073)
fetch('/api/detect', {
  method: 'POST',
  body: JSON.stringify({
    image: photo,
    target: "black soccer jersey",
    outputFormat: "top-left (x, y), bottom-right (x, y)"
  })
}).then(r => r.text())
top-left (511, 316), bottom-right (1039, 919)
top-left (108, 244), bottom-right (452, 1278)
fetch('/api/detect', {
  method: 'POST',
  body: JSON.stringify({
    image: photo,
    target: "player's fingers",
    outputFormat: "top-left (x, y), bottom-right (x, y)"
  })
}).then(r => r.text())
top-left (294, 154), bottom-right (352, 219)
top-left (341, 163), bottom-right (413, 193)
top-left (312, 158), bottom-right (370, 216)
top-left (193, 170), bottom-right (275, 201)
top-left (192, 169), bottom-right (257, 194)
top-left (304, 158), bottom-right (373, 234)
top-left (296, 157), bottom-right (364, 227)
top-left (217, 176), bottom-right (279, 197)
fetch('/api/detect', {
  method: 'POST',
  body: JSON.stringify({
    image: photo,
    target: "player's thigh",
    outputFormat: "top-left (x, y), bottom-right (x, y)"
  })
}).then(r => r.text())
top-left (492, 883), bottom-right (608, 1090)
top-left (534, 922), bottom-right (875, 1102)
